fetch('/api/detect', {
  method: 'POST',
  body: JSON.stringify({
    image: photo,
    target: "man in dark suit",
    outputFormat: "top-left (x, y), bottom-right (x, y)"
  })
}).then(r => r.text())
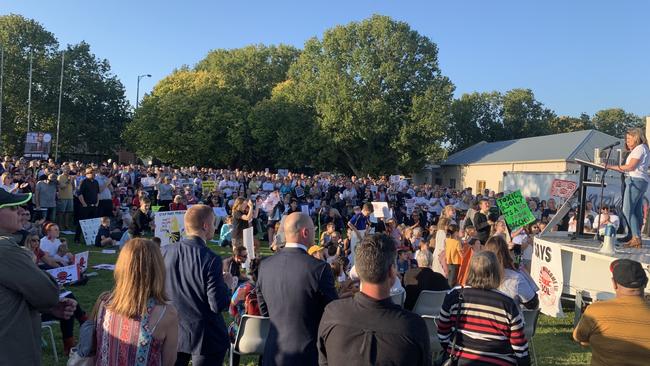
top-left (162, 204), bottom-right (233, 366)
top-left (257, 212), bottom-right (338, 366)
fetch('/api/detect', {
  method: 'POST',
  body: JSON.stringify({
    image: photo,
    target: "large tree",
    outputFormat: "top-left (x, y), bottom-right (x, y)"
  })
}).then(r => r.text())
top-left (448, 92), bottom-right (504, 152)
top-left (124, 69), bottom-right (250, 167)
top-left (548, 113), bottom-right (593, 134)
top-left (592, 108), bottom-right (643, 137)
top-left (0, 14), bottom-right (130, 157)
top-left (278, 15), bottom-right (454, 175)
top-left (502, 88), bottom-right (555, 139)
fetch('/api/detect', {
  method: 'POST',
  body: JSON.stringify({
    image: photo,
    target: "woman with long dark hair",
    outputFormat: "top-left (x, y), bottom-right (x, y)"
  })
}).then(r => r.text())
top-left (609, 128), bottom-right (649, 248)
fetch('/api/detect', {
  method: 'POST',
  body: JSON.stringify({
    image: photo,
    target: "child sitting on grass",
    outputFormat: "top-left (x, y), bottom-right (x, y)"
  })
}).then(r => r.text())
top-left (220, 216), bottom-right (233, 247)
top-left (52, 238), bottom-right (74, 265)
top-left (95, 217), bottom-right (116, 247)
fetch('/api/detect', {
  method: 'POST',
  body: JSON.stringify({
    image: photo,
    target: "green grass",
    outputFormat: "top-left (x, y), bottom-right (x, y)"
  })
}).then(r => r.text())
top-left (41, 235), bottom-right (591, 366)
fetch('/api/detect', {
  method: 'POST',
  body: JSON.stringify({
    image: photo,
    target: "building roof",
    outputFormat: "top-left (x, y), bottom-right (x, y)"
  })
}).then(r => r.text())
top-left (442, 130), bottom-right (620, 166)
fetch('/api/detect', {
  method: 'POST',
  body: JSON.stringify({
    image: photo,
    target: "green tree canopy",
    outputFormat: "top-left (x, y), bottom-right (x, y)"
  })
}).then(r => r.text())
top-left (548, 113), bottom-right (593, 134)
top-left (277, 15), bottom-right (454, 175)
top-left (592, 108), bottom-right (643, 137)
top-left (0, 14), bottom-right (130, 157)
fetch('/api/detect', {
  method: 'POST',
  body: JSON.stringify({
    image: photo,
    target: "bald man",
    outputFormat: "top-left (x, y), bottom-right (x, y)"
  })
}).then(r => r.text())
top-left (257, 212), bottom-right (338, 366)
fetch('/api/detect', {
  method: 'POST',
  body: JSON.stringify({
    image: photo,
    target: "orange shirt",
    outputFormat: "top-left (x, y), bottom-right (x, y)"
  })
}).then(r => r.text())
top-left (457, 246), bottom-right (474, 285)
top-left (445, 238), bottom-right (462, 265)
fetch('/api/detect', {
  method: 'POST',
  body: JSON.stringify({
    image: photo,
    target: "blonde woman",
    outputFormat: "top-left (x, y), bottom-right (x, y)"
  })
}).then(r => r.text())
top-left (95, 238), bottom-right (178, 365)
top-left (608, 128), bottom-right (649, 248)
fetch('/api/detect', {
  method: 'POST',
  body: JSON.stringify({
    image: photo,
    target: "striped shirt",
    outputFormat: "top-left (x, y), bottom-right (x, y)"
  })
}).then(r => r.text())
top-left (437, 287), bottom-right (530, 366)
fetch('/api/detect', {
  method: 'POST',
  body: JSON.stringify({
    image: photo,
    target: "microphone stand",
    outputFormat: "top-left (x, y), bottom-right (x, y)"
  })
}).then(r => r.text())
top-left (595, 147), bottom-right (614, 241)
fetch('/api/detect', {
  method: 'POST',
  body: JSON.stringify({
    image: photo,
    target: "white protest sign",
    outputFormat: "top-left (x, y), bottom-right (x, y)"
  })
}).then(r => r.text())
top-left (313, 199), bottom-right (321, 209)
top-left (80, 218), bottom-right (102, 246)
top-left (213, 207), bottom-right (228, 217)
top-left (371, 202), bottom-right (391, 219)
top-left (243, 227), bottom-right (255, 269)
top-left (278, 169), bottom-right (289, 177)
top-left (390, 175), bottom-right (400, 184)
top-left (531, 238), bottom-right (565, 317)
top-left (295, 186), bottom-right (305, 198)
top-left (370, 185), bottom-right (378, 193)
top-left (141, 177), bottom-right (156, 188)
top-left (262, 182), bottom-right (274, 191)
top-left (47, 264), bottom-right (79, 285)
top-left (74, 251), bottom-right (89, 273)
top-left (301, 205), bottom-right (310, 216)
top-left (154, 210), bottom-right (187, 246)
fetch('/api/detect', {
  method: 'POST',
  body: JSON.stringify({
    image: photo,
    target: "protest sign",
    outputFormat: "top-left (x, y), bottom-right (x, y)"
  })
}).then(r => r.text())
top-left (202, 180), bottom-right (216, 195)
top-left (47, 264), bottom-right (79, 285)
top-left (531, 238), bottom-right (565, 317)
top-left (295, 186), bottom-right (305, 198)
top-left (371, 202), bottom-right (391, 219)
top-left (213, 207), bottom-right (228, 217)
top-left (262, 182), bottom-right (274, 191)
top-left (278, 169), bottom-right (289, 177)
top-left (550, 179), bottom-right (578, 199)
top-left (496, 190), bottom-right (536, 230)
top-left (313, 199), bottom-right (321, 209)
top-left (301, 205), bottom-right (310, 216)
top-left (154, 210), bottom-right (187, 246)
top-left (74, 251), bottom-right (89, 273)
top-left (243, 227), bottom-right (255, 269)
top-left (92, 264), bottom-right (115, 271)
top-left (389, 175), bottom-right (400, 184)
top-left (79, 218), bottom-right (102, 246)
top-left (151, 205), bottom-right (162, 212)
top-left (141, 177), bottom-right (156, 188)
top-left (370, 185), bottom-right (378, 193)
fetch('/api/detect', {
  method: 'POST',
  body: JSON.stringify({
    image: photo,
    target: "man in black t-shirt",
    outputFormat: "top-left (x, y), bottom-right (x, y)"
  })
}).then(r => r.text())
top-left (473, 198), bottom-right (494, 244)
top-left (130, 198), bottom-right (153, 237)
top-left (74, 168), bottom-right (100, 243)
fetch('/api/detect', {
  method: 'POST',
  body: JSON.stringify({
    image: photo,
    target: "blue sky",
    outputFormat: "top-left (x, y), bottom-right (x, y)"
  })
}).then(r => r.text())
top-left (2, 0), bottom-right (649, 117)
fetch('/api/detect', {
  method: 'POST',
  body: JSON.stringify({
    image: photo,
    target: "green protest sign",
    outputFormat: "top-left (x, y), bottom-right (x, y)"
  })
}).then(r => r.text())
top-left (496, 190), bottom-right (536, 230)
top-left (151, 205), bottom-right (162, 212)
top-left (202, 181), bottom-right (216, 195)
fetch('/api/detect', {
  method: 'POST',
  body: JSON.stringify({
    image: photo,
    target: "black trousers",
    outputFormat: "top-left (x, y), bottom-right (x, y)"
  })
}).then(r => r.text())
top-left (98, 199), bottom-right (113, 218)
top-left (175, 350), bottom-right (227, 366)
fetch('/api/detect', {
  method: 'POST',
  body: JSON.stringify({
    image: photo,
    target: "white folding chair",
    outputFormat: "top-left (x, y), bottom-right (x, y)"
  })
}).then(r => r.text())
top-left (523, 309), bottom-right (541, 365)
top-left (390, 290), bottom-right (406, 307)
top-left (421, 315), bottom-right (443, 357)
top-left (412, 290), bottom-right (448, 316)
top-left (41, 320), bottom-right (59, 363)
top-left (229, 315), bottom-right (270, 366)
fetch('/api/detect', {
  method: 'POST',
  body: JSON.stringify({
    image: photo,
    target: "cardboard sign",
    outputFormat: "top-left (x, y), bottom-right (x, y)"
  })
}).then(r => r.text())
top-left (278, 169), bottom-right (289, 177)
top-left (371, 202), bottom-right (391, 219)
top-left (243, 227), bottom-right (255, 269)
top-left (262, 182), bottom-right (274, 191)
top-left (202, 180), bottom-right (217, 195)
top-left (141, 177), bottom-right (156, 188)
top-left (389, 175), bottom-right (400, 184)
top-left (295, 186), bottom-right (305, 198)
top-left (550, 179), bottom-right (578, 199)
top-left (79, 218), bottom-right (102, 246)
top-left (531, 238), bottom-right (565, 317)
top-left (496, 190), bottom-right (536, 230)
top-left (213, 207), bottom-right (228, 217)
top-left (74, 251), bottom-right (89, 273)
top-left (154, 210), bottom-right (187, 246)
top-left (47, 264), bottom-right (79, 285)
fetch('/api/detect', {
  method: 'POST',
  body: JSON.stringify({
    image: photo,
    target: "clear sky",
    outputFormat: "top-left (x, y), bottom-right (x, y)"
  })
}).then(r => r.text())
top-left (2, 0), bottom-right (649, 117)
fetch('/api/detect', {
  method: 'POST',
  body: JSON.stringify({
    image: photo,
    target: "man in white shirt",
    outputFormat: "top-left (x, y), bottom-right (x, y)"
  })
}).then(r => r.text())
top-left (592, 206), bottom-right (620, 235)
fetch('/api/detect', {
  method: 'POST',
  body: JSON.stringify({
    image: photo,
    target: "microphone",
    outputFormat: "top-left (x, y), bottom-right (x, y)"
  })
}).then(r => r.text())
top-left (600, 141), bottom-right (620, 150)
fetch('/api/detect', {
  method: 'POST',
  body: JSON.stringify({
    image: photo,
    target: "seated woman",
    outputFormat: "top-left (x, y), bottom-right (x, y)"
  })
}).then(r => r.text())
top-left (436, 251), bottom-right (531, 365)
top-left (229, 258), bottom-right (262, 366)
top-left (24, 234), bottom-right (61, 269)
top-left (484, 235), bottom-right (539, 309)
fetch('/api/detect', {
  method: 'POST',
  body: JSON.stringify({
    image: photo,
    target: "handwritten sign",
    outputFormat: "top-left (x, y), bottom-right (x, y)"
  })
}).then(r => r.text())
top-left (262, 182), bottom-right (274, 191)
top-left (79, 218), bottom-right (102, 246)
top-left (243, 227), bottom-right (255, 269)
top-left (74, 251), bottom-right (89, 273)
top-left (278, 169), bottom-right (289, 177)
top-left (213, 207), bottom-right (228, 217)
top-left (496, 190), bottom-right (536, 230)
top-left (154, 210), bottom-right (187, 246)
top-left (371, 202), bottom-right (391, 219)
top-left (141, 177), bottom-right (156, 188)
top-left (47, 264), bottom-right (79, 285)
top-left (389, 175), bottom-right (400, 184)
top-left (295, 186), bottom-right (305, 198)
top-left (550, 179), bottom-right (578, 199)
top-left (531, 239), bottom-right (565, 317)
top-left (301, 205), bottom-right (310, 216)
top-left (202, 180), bottom-right (216, 195)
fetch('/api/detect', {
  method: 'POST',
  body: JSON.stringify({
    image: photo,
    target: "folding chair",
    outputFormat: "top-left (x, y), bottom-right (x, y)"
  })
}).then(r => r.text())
top-left (229, 315), bottom-right (270, 366)
top-left (412, 290), bottom-right (448, 316)
top-left (523, 308), bottom-right (541, 365)
top-left (390, 290), bottom-right (406, 307)
top-left (421, 315), bottom-right (443, 357)
top-left (41, 320), bottom-right (59, 363)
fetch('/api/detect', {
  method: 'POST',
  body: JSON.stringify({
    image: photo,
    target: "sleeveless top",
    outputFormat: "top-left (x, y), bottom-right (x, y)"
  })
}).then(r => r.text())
top-left (95, 298), bottom-right (167, 366)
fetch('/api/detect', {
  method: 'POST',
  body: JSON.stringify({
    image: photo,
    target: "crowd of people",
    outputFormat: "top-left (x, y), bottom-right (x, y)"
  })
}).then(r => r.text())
top-left (0, 154), bottom-right (649, 366)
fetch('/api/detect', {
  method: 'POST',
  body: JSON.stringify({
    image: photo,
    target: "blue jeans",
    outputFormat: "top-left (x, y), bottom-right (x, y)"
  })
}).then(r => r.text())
top-left (623, 177), bottom-right (648, 237)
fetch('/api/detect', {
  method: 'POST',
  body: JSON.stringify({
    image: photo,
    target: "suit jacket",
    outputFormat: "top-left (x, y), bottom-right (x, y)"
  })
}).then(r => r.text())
top-left (257, 246), bottom-right (338, 366)
top-left (161, 236), bottom-right (231, 355)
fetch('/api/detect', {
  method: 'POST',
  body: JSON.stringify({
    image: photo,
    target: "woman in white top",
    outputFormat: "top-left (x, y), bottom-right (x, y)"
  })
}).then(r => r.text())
top-left (608, 128), bottom-right (650, 248)
top-left (431, 217), bottom-right (449, 277)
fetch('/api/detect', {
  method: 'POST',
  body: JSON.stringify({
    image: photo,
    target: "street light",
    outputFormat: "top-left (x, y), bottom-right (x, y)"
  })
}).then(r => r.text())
top-left (136, 74), bottom-right (151, 109)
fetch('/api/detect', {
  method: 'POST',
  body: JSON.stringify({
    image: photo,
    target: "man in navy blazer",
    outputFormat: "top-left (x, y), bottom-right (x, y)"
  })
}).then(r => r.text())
top-left (162, 204), bottom-right (234, 366)
top-left (257, 212), bottom-right (338, 366)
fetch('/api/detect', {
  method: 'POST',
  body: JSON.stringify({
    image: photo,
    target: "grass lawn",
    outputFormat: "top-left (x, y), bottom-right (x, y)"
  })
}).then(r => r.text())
top-left (40, 235), bottom-right (591, 366)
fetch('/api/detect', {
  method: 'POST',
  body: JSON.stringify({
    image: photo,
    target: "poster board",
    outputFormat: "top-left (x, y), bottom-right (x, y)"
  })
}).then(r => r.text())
top-left (213, 207), bottom-right (228, 217)
top-left (154, 210), bottom-right (187, 246)
top-left (262, 182), bottom-right (274, 191)
top-left (389, 175), bottom-right (400, 184)
top-left (277, 169), bottom-right (289, 177)
top-left (301, 205), bottom-right (310, 216)
top-left (295, 186), bottom-right (305, 198)
top-left (531, 239), bottom-right (565, 317)
top-left (496, 190), bottom-right (536, 230)
top-left (202, 180), bottom-right (217, 195)
top-left (24, 132), bottom-right (52, 159)
top-left (47, 264), bottom-right (79, 286)
top-left (243, 227), bottom-right (255, 269)
top-left (74, 251), bottom-right (89, 273)
top-left (371, 202), bottom-right (391, 219)
top-left (550, 179), bottom-right (578, 199)
top-left (141, 177), bottom-right (156, 188)
top-left (79, 218), bottom-right (102, 246)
